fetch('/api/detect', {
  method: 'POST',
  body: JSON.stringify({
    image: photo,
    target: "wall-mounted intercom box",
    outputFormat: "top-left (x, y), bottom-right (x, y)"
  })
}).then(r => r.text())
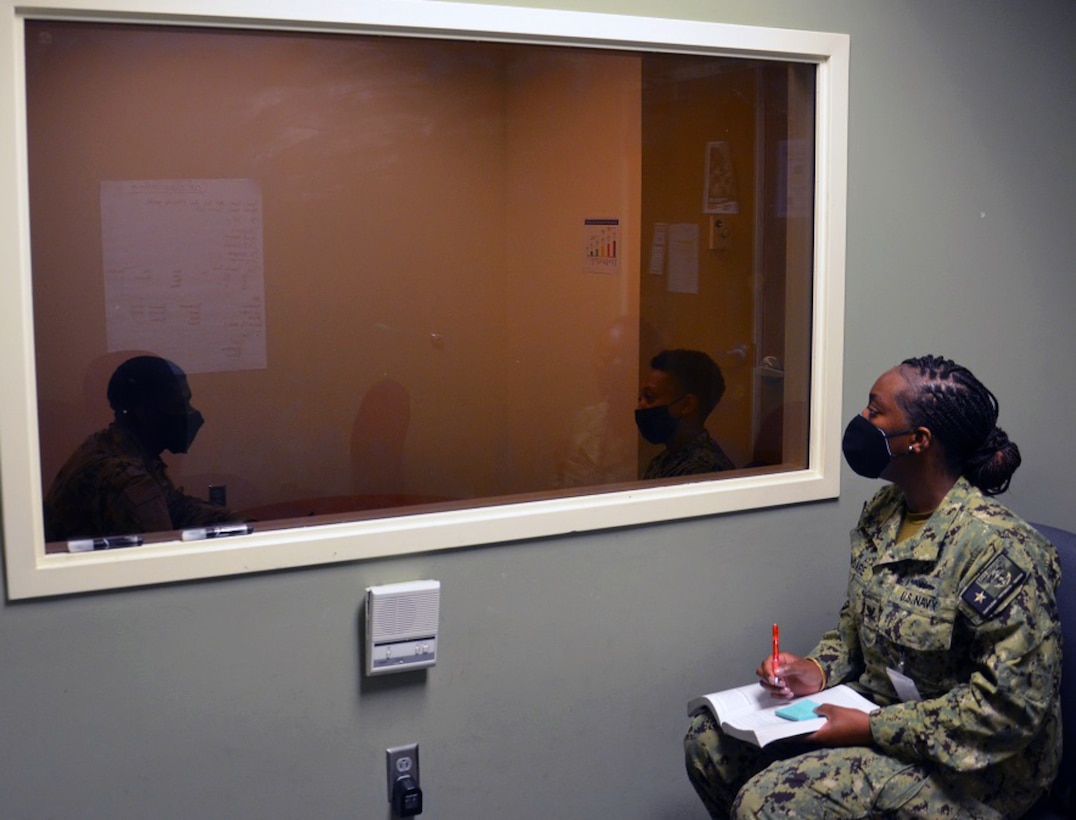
top-left (365, 580), bottom-right (440, 676)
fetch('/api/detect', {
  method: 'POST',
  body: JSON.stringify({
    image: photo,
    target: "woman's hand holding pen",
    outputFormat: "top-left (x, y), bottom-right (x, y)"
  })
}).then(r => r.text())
top-left (756, 655), bottom-right (873, 747)
top-left (756, 653), bottom-right (824, 699)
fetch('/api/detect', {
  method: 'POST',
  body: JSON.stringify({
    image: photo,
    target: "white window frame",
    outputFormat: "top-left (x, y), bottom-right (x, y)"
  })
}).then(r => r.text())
top-left (0, 0), bottom-right (848, 598)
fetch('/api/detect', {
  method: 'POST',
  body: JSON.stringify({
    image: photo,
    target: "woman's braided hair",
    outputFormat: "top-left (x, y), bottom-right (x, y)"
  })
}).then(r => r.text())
top-left (897, 355), bottom-right (1020, 495)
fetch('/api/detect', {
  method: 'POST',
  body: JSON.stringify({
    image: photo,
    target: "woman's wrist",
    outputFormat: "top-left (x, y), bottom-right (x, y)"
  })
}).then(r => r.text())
top-left (805, 656), bottom-right (828, 692)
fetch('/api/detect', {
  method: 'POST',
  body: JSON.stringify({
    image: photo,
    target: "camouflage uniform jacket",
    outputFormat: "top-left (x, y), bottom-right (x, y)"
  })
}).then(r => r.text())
top-left (44, 422), bottom-right (235, 541)
top-left (808, 478), bottom-right (1061, 804)
top-left (643, 430), bottom-right (734, 479)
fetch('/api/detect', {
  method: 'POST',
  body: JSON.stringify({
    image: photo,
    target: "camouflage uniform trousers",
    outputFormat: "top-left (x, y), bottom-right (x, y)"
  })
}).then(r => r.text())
top-left (685, 712), bottom-right (1007, 819)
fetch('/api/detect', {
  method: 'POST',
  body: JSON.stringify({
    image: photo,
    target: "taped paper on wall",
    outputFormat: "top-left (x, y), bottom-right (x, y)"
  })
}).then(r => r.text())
top-left (100, 178), bottom-right (268, 373)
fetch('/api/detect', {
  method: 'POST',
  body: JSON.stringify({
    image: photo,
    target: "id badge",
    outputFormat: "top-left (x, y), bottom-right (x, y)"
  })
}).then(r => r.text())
top-left (886, 666), bottom-right (922, 702)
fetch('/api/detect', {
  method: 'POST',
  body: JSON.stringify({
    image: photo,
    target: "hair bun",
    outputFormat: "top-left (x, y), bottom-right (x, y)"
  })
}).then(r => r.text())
top-left (964, 425), bottom-right (1021, 496)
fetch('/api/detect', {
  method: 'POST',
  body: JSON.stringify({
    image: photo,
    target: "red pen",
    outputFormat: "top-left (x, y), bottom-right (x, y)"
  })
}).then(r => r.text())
top-left (772, 623), bottom-right (781, 685)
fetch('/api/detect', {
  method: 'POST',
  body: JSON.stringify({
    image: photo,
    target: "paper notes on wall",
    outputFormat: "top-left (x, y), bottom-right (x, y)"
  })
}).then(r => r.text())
top-left (666, 222), bottom-right (699, 294)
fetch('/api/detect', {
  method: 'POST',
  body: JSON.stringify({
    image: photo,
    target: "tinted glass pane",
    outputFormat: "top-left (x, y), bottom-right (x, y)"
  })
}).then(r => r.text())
top-left (26, 21), bottom-right (815, 551)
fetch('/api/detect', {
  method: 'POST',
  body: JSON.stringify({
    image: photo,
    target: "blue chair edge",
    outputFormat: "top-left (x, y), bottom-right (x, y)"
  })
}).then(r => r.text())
top-left (1028, 522), bottom-right (1076, 819)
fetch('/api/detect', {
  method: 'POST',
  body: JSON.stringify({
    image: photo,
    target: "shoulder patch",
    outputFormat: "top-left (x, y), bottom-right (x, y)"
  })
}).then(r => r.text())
top-left (961, 552), bottom-right (1027, 617)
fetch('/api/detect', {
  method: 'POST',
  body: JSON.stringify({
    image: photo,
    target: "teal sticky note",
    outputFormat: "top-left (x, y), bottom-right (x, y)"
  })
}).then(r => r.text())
top-left (775, 699), bottom-right (821, 721)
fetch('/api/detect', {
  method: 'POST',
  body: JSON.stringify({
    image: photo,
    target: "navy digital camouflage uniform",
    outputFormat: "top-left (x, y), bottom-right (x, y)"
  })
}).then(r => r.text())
top-left (685, 477), bottom-right (1062, 819)
top-left (44, 422), bottom-right (236, 541)
top-left (644, 430), bottom-right (734, 479)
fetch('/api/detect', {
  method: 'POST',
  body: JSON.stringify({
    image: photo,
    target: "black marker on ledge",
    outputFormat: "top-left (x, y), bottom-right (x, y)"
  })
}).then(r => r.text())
top-left (67, 534), bottom-right (144, 552)
top-left (181, 523), bottom-right (254, 541)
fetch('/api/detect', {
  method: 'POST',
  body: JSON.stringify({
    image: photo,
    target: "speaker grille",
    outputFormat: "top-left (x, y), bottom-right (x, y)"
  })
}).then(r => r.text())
top-left (369, 584), bottom-right (440, 642)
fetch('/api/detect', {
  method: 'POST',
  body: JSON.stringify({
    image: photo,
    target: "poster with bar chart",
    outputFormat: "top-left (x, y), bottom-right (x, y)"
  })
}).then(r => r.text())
top-left (583, 217), bottom-right (620, 275)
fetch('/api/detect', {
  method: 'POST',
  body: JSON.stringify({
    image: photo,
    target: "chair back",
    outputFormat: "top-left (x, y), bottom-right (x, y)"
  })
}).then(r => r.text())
top-left (1030, 522), bottom-right (1076, 818)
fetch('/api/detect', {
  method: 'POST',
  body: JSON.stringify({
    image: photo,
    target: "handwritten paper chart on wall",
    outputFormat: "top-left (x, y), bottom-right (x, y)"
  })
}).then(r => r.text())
top-left (100, 179), bottom-right (267, 373)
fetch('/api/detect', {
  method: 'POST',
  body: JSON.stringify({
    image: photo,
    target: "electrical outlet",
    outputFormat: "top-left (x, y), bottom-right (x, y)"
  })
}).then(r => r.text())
top-left (386, 743), bottom-right (420, 800)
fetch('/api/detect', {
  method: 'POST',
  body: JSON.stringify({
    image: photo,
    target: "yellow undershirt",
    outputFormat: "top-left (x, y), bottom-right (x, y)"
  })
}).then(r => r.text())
top-left (897, 506), bottom-right (935, 542)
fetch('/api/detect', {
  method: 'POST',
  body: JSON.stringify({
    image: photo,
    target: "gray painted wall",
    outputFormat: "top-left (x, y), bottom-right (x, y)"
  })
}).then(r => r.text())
top-left (2, 1), bottom-right (1074, 818)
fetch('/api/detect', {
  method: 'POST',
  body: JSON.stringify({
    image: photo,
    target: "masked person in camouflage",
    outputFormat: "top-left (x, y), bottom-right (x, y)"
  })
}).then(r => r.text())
top-left (636, 349), bottom-right (734, 479)
top-left (685, 355), bottom-right (1061, 818)
top-left (44, 355), bottom-right (239, 543)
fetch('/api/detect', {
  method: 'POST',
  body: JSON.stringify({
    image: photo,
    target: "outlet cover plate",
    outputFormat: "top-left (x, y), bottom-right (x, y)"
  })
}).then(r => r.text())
top-left (386, 743), bottom-right (420, 800)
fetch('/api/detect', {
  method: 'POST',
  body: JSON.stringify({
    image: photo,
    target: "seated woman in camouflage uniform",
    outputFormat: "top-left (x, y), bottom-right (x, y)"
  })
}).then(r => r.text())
top-left (685, 355), bottom-right (1061, 819)
top-left (635, 348), bottom-right (735, 479)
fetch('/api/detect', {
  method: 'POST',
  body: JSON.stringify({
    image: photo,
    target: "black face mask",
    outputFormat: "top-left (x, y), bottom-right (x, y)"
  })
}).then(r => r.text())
top-left (635, 400), bottom-right (683, 445)
top-left (841, 414), bottom-right (913, 479)
top-left (162, 409), bottom-right (204, 454)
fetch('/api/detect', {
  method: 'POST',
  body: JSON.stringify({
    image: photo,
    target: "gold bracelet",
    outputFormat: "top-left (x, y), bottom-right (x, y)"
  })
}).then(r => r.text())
top-left (806, 657), bottom-right (828, 690)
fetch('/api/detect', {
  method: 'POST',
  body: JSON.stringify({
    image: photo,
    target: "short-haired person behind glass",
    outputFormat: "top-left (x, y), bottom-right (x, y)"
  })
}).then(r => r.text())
top-left (44, 355), bottom-right (239, 542)
top-left (684, 355), bottom-right (1061, 819)
top-left (636, 349), bottom-right (734, 479)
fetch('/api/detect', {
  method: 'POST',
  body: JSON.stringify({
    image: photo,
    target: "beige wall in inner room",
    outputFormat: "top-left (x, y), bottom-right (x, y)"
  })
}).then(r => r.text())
top-left (501, 48), bottom-right (642, 492)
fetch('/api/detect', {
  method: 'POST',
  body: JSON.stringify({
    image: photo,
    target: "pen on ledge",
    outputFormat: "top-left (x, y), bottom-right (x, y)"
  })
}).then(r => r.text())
top-left (67, 534), bottom-right (144, 552)
top-left (772, 623), bottom-right (781, 686)
top-left (181, 523), bottom-right (254, 541)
